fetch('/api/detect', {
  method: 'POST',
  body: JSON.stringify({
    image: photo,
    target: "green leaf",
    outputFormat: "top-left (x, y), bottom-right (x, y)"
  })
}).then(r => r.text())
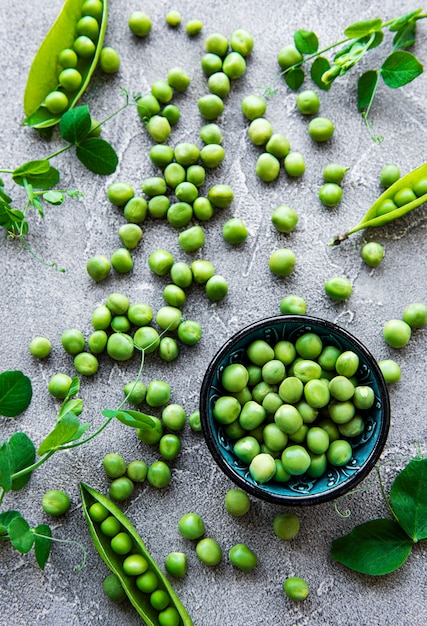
top-left (103, 408), bottom-right (156, 429)
top-left (357, 70), bottom-right (380, 110)
top-left (0, 370), bottom-right (32, 417)
top-left (0, 441), bottom-right (12, 492)
top-left (310, 56), bottom-right (332, 90)
top-left (0, 510), bottom-right (21, 535)
top-left (294, 29), bottom-right (318, 54)
top-left (12, 160), bottom-right (50, 178)
top-left (65, 422), bottom-right (91, 443)
top-left (344, 18), bottom-right (384, 38)
top-left (0, 179), bottom-right (13, 204)
top-left (285, 68), bottom-right (305, 90)
top-left (58, 398), bottom-right (83, 419)
top-left (393, 22), bottom-right (417, 49)
top-left (34, 524), bottom-right (52, 569)
top-left (381, 50), bottom-right (424, 88)
top-left (38, 412), bottom-right (81, 455)
top-left (12, 166), bottom-right (60, 190)
top-left (75, 137), bottom-right (119, 175)
top-left (390, 457), bottom-right (427, 542)
top-left (43, 190), bottom-right (65, 205)
top-left (9, 432), bottom-right (36, 491)
top-left (8, 516), bottom-right (35, 553)
top-left (59, 105), bottom-right (92, 144)
top-left (388, 9), bottom-right (423, 32)
top-left (331, 519), bottom-right (413, 575)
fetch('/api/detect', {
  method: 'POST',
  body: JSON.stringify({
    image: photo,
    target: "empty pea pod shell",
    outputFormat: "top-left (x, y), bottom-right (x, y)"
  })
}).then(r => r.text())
top-left (330, 162), bottom-right (427, 245)
top-left (23, 0), bottom-right (108, 129)
top-left (80, 483), bottom-right (194, 626)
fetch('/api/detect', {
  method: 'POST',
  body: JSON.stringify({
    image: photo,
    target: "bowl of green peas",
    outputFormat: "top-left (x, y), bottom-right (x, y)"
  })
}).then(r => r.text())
top-left (199, 315), bottom-right (390, 505)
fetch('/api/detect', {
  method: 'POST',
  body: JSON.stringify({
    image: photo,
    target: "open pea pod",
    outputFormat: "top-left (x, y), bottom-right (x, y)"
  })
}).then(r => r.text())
top-left (80, 483), bottom-right (194, 626)
top-left (23, 0), bottom-right (108, 129)
top-left (330, 162), bottom-right (427, 245)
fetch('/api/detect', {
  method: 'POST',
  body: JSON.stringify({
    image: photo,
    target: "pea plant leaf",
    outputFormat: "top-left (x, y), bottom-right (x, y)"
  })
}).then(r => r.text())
top-left (343, 18), bottom-right (384, 38)
top-left (12, 164), bottom-right (60, 190)
top-left (102, 408), bottom-right (156, 429)
top-left (331, 519), bottom-right (413, 575)
top-left (75, 137), bottom-right (119, 175)
top-left (294, 29), bottom-right (318, 54)
top-left (42, 190), bottom-right (65, 205)
top-left (38, 411), bottom-right (82, 455)
top-left (389, 457), bottom-right (427, 542)
top-left (380, 50), bottom-right (424, 88)
top-left (8, 515), bottom-right (35, 554)
top-left (0, 370), bottom-right (32, 417)
top-left (285, 68), bottom-right (305, 90)
top-left (357, 70), bottom-right (380, 111)
top-left (0, 441), bottom-right (12, 492)
top-left (0, 510), bottom-right (21, 535)
top-left (8, 432), bottom-right (36, 491)
top-left (388, 9), bottom-right (423, 32)
top-left (392, 21), bottom-right (417, 49)
top-left (310, 56), bottom-right (332, 90)
top-left (59, 105), bottom-right (92, 144)
top-left (34, 524), bottom-right (52, 570)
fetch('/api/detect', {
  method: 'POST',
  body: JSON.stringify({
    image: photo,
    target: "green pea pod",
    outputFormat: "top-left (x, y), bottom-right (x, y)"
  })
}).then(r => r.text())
top-left (80, 483), bottom-right (194, 626)
top-left (330, 162), bottom-right (427, 245)
top-left (23, 0), bottom-right (108, 129)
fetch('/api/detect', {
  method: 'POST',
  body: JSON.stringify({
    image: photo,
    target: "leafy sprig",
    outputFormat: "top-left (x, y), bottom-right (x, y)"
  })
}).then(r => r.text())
top-left (331, 456), bottom-right (427, 575)
top-left (275, 10), bottom-right (426, 141)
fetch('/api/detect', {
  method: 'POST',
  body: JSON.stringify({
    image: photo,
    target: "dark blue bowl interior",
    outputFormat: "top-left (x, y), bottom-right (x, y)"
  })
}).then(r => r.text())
top-left (200, 315), bottom-right (390, 505)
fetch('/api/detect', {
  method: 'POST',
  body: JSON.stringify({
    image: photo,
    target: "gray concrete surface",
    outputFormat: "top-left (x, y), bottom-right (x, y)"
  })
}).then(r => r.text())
top-left (1, 1), bottom-right (426, 624)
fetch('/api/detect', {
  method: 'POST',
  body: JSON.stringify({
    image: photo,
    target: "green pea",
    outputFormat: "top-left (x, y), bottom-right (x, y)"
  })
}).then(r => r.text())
top-left (324, 276), bottom-right (352, 301)
top-left (208, 71), bottom-right (230, 98)
top-left (178, 512), bottom-right (205, 539)
top-left (284, 151), bottom-right (305, 177)
top-left (296, 89), bottom-right (320, 114)
top-left (126, 460), bottom-right (148, 483)
top-left (177, 320), bottom-right (202, 345)
top-left (284, 577), bottom-right (309, 601)
top-left (308, 117), bottom-right (335, 142)
top-left (186, 164), bottom-right (206, 187)
top-left (249, 452), bottom-right (276, 483)
top-left (335, 351), bottom-right (359, 377)
top-left (191, 259), bottom-right (215, 283)
top-left (110, 248), bottom-right (133, 274)
top-left (189, 410), bottom-right (202, 432)
top-left (61, 329), bottom-right (84, 355)
top-left (146, 380), bottom-right (171, 407)
top-left (159, 434), bottom-right (181, 461)
top-left (213, 395), bottom-right (241, 424)
top-left (274, 513), bottom-right (300, 540)
top-left (118, 224), bottom-right (142, 250)
top-left (201, 52), bottom-right (223, 77)
top-left (197, 94), bottom-right (224, 120)
top-left (271, 205), bottom-right (298, 234)
top-left (205, 32), bottom-right (229, 57)
top-left (328, 400), bottom-right (355, 424)
top-left (100, 515), bottom-right (122, 537)
top-left (338, 415), bottom-right (365, 437)
top-left (148, 249), bottom-right (174, 276)
top-left (111, 531), bottom-right (133, 555)
top-left (133, 326), bottom-right (164, 354)
top-left (208, 184), bottom-right (234, 208)
top-left (304, 379), bottom-right (330, 408)
top-left (147, 461), bottom-right (171, 488)
top-left (274, 341), bottom-right (296, 365)
top-left (86, 255), bottom-right (111, 281)
top-left (107, 182), bottom-right (134, 207)
top-left (165, 552), bottom-right (187, 578)
top-left (123, 380), bottom-right (147, 405)
top-left (277, 377), bottom-right (303, 404)
top-left (222, 51), bottom-right (246, 79)
top-left (128, 11), bottom-right (152, 36)
top-left (229, 543), bottom-right (257, 571)
top-left (241, 94), bottom-right (267, 121)
top-left (58, 48), bottom-right (78, 68)
top-left (274, 404), bottom-right (303, 434)
top-left (142, 176), bottom-right (167, 197)
top-left (44, 91), bottom-right (68, 114)
top-left (58, 68), bottom-right (83, 91)
top-left (205, 275), bottom-right (229, 301)
top-left (230, 29), bottom-right (254, 57)
top-left (167, 66), bottom-right (191, 91)
top-left (147, 196), bottom-right (170, 219)
top-left (221, 363), bottom-right (249, 392)
top-left (146, 115), bottom-right (171, 142)
top-left (378, 359), bottom-right (401, 384)
top-left (222, 217), bottom-right (248, 244)
top-left (376, 198), bottom-right (398, 216)
top-left (247, 340), bottom-right (275, 366)
top-left (107, 333), bottom-right (134, 361)
top-left (162, 104), bottom-right (181, 126)
top-left (196, 537), bottom-right (222, 566)
top-left (29, 336), bottom-right (51, 359)
top-left (156, 305), bottom-right (182, 331)
top-left (170, 262), bottom-right (193, 288)
top-left (159, 337), bottom-right (179, 362)
top-left (73, 35), bottom-right (96, 58)
top-left (265, 133), bottom-right (291, 159)
top-left (137, 94), bottom-right (160, 120)
top-left (327, 439), bottom-right (352, 466)
top-left (200, 144), bottom-right (225, 168)
top-left (151, 80), bottom-right (173, 104)
top-left (269, 248), bottom-right (296, 277)
top-left (76, 15), bottom-right (99, 40)
top-left (124, 196), bottom-right (148, 223)
top-left (163, 284), bottom-right (186, 308)
top-left (99, 46), bottom-right (121, 73)
top-left (279, 295), bottom-right (306, 315)
top-left (403, 302), bottom-right (427, 328)
top-left (361, 241), bottom-right (385, 267)
top-left (174, 142), bottom-right (200, 166)
top-left (224, 489), bottom-right (250, 517)
top-left (109, 477), bottom-right (134, 501)
top-left (42, 489), bottom-right (71, 516)
top-left (281, 445), bottom-right (311, 475)
top-left (127, 302), bottom-right (153, 326)
top-left (323, 163), bottom-right (349, 184)
top-left (295, 333), bottom-right (323, 359)
top-left (239, 401), bottom-right (266, 430)
top-left (122, 553), bottom-right (149, 576)
top-left (352, 385), bottom-right (374, 409)
top-left (74, 352), bottom-right (99, 376)
top-left (383, 319), bottom-right (411, 348)
top-left (137, 417), bottom-right (163, 445)
top-left (88, 502), bottom-right (109, 523)
top-left (248, 118), bottom-right (273, 146)
top-left (262, 423), bottom-right (288, 451)
top-left (319, 183), bottom-right (342, 207)
top-left (293, 360), bottom-right (322, 382)
top-left (262, 359), bottom-right (286, 384)
top-left (136, 570), bottom-right (158, 593)
top-left (149, 145), bottom-right (174, 168)
top-left (165, 10), bottom-right (181, 27)
top-left (91, 305), bottom-right (112, 330)
top-left (186, 19), bottom-right (203, 36)
top-left (162, 404), bottom-right (186, 431)
top-left (328, 376), bottom-right (355, 401)
top-left (256, 153), bottom-right (281, 182)
top-left (379, 163), bottom-right (400, 188)
top-left (103, 573), bottom-right (126, 604)
top-left (413, 178), bottom-right (427, 196)
top-left (172, 181), bottom-right (198, 204)
top-left (278, 45), bottom-right (303, 70)
top-left (103, 453), bottom-right (126, 479)
top-left (394, 186), bottom-right (417, 207)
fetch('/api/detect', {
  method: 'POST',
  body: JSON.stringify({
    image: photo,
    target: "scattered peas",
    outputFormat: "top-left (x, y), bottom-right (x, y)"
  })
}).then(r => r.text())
top-left (109, 476), bottom-right (134, 501)
top-left (279, 295), bottom-right (307, 315)
top-left (178, 512), bottom-right (205, 540)
top-left (103, 453), bottom-right (127, 479)
top-left (128, 11), bottom-right (152, 37)
top-left (222, 217), bottom-right (248, 244)
top-left (165, 552), bottom-right (187, 578)
top-left (323, 163), bottom-right (349, 184)
top-left (48, 373), bottom-right (73, 399)
top-left (256, 153), bottom-right (280, 182)
top-left (319, 183), bottom-right (342, 207)
top-left (361, 241), bottom-right (385, 267)
top-left (296, 89), bottom-right (320, 115)
top-left (284, 151), bottom-right (305, 177)
top-left (284, 576), bottom-right (309, 601)
top-left (383, 319), bottom-right (411, 348)
top-left (165, 11), bottom-right (181, 27)
top-left (271, 205), bottom-right (298, 233)
top-left (378, 359), bottom-right (401, 384)
top-left (186, 19), bottom-right (203, 36)
top-left (241, 94), bottom-right (267, 121)
top-left (324, 276), bottom-right (352, 302)
top-left (228, 543), bottom-right (257, 571)
top-left (269, 248), bottom-right (296, 277)
top-left (278, 45), bottom-right (302, 70)
top-left (206, 275), bottom-right (229, 301)
top-left (308, 117), bottom-right (335, 142)
top-left (29, 336), bottom-right (51, 358)
top-left (380, 164), bottom-right (400, 188)
top-left (42, 489), bottom-right (71, 516)
top-left (196, 537), bottom-right (222, 566)
top-left (99, 47), bottom-right (120, 73)
top-left (273, 513), bottom-right (300, 540)
top-left (403, 302), bottom-right (427, 328)
top-left (224, 488), bottom-right (251, 516)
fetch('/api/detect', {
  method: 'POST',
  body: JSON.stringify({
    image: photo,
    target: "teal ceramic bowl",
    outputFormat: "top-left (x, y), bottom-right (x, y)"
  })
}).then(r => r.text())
top-left (199, 315), bottom-right (390, 505)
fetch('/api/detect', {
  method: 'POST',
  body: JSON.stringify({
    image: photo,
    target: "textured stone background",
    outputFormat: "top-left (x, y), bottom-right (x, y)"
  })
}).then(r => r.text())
top-left (1, 1), bottom-right (426, 624)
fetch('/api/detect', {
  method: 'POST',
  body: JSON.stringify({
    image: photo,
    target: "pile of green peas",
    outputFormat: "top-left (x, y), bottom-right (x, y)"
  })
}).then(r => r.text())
top-left (103, 451), bottom-right (174, 498)
top-left (382, 302), bottom-right (427, 354)
top-left (88, 501), bottom-right (182, 625)
top-left (318, 162), bottom-right (349, 208)
top-left (43, 0), bottom-right (107, 115)
top-left (212, 331), bottom-right (378, 485)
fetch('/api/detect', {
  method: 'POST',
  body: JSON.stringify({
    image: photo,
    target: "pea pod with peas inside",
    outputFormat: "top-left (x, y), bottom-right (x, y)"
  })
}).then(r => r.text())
top-left (330, 162), bottom-right (427, 245)
top-left (23, 0), bottom-right (108, 130)
top-left (80, 483), bottom-right (194, 626)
